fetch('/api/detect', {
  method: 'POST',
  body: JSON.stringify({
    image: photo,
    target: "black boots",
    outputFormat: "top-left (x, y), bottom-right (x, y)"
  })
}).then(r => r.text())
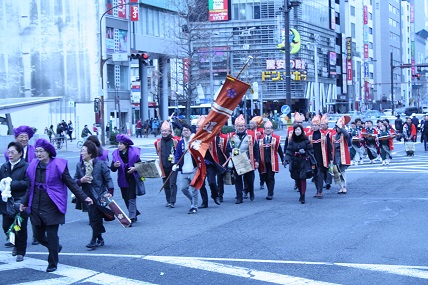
top-left (299, 193), bottom-right (305, 204)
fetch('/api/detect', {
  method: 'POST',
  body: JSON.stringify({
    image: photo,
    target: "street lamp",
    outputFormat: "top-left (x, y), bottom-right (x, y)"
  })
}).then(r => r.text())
top-left (283, 0), bottom-right (301, 113)
top-left (99, 2), bottom-right (138, 145)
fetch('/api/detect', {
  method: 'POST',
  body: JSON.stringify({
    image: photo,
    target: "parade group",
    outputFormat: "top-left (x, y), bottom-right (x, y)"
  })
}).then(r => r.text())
top-left (0, 110), bottom-right (425, 273)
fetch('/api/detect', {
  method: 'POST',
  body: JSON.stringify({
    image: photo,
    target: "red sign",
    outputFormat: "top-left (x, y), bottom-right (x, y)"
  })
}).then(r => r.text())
top-left (117, 0), bottom-right (127, 19)
top-left (363, 6), bottom-right (368, 24)
top-left (130, 0), bottom-right (138, 21)
top-left (347, 60), bottom-right (353, 81)
top-left (364, 44), bottom-right (369, 58)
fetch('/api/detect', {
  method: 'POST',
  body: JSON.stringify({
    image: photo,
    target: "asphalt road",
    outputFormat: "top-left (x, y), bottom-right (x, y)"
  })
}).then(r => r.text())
top-left (1, 134), bottom-right (428, 285)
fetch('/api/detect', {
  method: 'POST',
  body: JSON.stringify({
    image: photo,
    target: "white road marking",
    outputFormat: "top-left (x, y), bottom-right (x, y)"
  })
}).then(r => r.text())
top-left (0, 253), bottom-right (157, 285)
top-left (2, 252), bottom-right (428, 283)
top-left (144, 255), bottom-right (340, 285)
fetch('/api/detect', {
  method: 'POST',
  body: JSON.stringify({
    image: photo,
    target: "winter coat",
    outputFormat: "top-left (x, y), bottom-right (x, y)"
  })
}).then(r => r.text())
top-left (285, 137), bottom-right (314, 180)
top-left (75, 158), bottom-right (115, 200)
top-left (0, 159), bottom-right (30, 215)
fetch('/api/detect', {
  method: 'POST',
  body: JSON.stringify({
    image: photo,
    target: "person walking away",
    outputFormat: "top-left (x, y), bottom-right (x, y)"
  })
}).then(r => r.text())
top-left (154, 121), bottom-right (179, 208)
top-left (67, 121), bottom-right (74, 142)
top-left (20, 139), bottom-right (93, 272)
top-left (258, 120), bottom-right (284, 200)
top-left (172, 124), bottom-right (199, 214)
top-left (47, 125), bottom-right (54, 143)
top-left (284, 125), bottom-right (314, 204)
top-left (75, 141), bottom-right (114, 248)
top-left (1, 142), bottom-right (30, 262)
top-left (110, 134), bottom-right (141, 225)
top-left (394, 115), bottom-right (403, 141)
top-left (142, 120), bottom-right (149, 138)
top-left (420, 115), bottom-right (428, 151)
top-left (135, 119), bottom-right (143, 138)
top-left (105, 122), bottom-right (111, 141)
top-left (152, 119), bottom-right (160, 137)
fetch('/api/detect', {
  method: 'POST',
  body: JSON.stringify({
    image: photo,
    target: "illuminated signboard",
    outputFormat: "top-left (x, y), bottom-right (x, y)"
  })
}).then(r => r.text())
top-left (209, 0), bottom-right (229, 22)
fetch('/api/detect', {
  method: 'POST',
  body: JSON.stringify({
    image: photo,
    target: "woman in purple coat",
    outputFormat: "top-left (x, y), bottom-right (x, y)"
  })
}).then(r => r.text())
top-left (20, 139), bottom-right (93, 273)
top-left (110, 134), bottom-right (141, 225)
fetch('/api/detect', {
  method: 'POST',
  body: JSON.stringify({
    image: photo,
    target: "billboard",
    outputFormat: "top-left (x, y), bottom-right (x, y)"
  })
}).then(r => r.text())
top-left (106, 27), bottom-right (115, 53)
top-left (208, 0), bottom-right (229, 22)
top-left (328, 52), bottom-right (336, 76)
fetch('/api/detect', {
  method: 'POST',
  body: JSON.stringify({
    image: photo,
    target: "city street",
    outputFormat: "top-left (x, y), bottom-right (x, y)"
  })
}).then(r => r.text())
top-left (1, 132), bottom-right (428, 285)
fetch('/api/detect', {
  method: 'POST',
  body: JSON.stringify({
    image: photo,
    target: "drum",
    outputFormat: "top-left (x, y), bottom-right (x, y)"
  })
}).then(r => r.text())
top-left (231, 151), bottom-right (253, 176)
top-left (134, 160), bottom-right (162, 178)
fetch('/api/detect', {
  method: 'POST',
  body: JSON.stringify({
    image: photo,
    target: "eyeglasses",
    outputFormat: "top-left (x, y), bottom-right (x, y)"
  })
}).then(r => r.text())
top-left (7, 151), bottom-right (18, 155)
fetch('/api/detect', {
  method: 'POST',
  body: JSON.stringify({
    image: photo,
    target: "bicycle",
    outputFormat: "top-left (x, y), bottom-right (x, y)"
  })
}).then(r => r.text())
top-left (52, 135), bottom-right (65, 150)
top-left (77, 136), bottom-right (88, 149)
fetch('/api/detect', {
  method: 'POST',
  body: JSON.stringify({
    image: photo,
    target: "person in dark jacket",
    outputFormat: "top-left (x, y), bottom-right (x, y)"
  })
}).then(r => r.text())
top-left (75, 141), bottom-right (114, 249)
top-left (110, 134), bottom-right (141, 225)
top-left (20, 139), bottom-right (93, 273)
top-left (154, 121), bottom-right (178, 208)
top-left (0, 142), bottom-right (30, 262)
top-left (285, 125), bottom-right (314, 204)
top-left (421, 114), bottom-right (428, 151)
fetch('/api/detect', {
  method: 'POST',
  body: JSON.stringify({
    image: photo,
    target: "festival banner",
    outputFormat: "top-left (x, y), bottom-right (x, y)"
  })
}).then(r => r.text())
top-left (189, 75), bottom-right (250, 189)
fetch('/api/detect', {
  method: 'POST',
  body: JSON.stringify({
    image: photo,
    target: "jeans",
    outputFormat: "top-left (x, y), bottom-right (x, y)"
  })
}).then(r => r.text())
top-left (179, 170), bottom-right (199, 209)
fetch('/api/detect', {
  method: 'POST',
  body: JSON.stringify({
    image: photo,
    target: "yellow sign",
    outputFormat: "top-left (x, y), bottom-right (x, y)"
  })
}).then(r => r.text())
top-left (261, 70), bottom-right (307, 82)
top-left (277, 28), bottom-right (301, 54)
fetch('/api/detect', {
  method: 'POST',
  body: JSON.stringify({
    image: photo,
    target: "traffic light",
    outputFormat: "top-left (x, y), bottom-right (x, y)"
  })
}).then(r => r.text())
top-left (130, 53), bottom-right (149, 65)
top-left (94, 98), bottom-right (100, 113)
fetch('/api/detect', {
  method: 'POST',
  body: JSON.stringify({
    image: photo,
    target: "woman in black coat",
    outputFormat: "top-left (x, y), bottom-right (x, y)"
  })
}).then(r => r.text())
top-left (75, 141), bottom-right (114, 249)
top-left (285, 125), bottom-right (314, 204)
top-left (0, 142), bottom-right (30, 262)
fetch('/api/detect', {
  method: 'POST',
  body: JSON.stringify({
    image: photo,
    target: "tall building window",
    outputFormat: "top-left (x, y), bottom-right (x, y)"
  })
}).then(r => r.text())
top-left (350, 6), bottom-right (355, 16)
top-left (351, 23), bottom-right (355, 38)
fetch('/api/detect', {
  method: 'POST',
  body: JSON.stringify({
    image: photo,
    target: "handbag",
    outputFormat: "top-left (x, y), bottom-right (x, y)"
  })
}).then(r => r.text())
top-left (0, 198), bottom-right (19, 216)
top-left (304, 158), bottom-right (314, 179)
top-left (135, 174), bottom-right (146, 196)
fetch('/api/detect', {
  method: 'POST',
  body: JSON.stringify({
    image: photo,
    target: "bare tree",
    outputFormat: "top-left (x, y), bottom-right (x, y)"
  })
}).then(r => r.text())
top-left (164, 0), bottom-right (209, 121)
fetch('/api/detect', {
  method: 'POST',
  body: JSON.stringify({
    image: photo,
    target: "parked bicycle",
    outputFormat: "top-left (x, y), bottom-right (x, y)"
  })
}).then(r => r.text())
top-left (52, 134), bottom-right (65, 150)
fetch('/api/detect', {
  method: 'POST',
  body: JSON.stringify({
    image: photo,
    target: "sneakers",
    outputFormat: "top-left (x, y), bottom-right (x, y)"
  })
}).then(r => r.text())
top-left (382, 161), bottom-right (386, 165)
top-left (187, 208), bottom-right (197, 214)
top-left (359, 160), bottom-right (364, 165)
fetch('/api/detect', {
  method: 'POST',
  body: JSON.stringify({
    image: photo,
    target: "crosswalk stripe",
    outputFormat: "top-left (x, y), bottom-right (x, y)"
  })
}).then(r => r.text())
top-left (0, 253), bottom-right (157, 285)
top-left (14, 278), bottom-right (77, 285)
top-left (145, 255), bottom-right (340, 285)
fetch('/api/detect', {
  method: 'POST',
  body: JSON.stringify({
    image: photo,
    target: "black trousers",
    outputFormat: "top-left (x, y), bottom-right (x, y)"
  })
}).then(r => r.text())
top-left (2, 213), bottom-right (28, 256)
top-left (217, 172), bottom-right (225, 198)
top-left (234, 170), bottom-right (254, 201)
top-left (200, 165), bottom-right (219, 205)
top-left (261, 163), bottom-right (275, 197)
top-left (87, 204), bottom-right (105, 238)
top-left (162, 167), bottom-right (177, 204)
top-left (34, 223), bottom-right (60, 268)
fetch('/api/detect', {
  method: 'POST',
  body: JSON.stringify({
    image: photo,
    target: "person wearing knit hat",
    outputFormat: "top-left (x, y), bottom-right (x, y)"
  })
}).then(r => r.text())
top-left (228, 114), bottom-right (260, 204)
top-left (258, 120), bottom-right (285, 200)
top-left (307, 115), bottom-right (332, 198)
top-left (111, 134), bottom-right (141, 223)
top-left (154, 120), bottom-right (179, 208)
top-left (20, 138), bottom-right (93, 272)
top-left (4, 126), bottom-right (36, 163)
